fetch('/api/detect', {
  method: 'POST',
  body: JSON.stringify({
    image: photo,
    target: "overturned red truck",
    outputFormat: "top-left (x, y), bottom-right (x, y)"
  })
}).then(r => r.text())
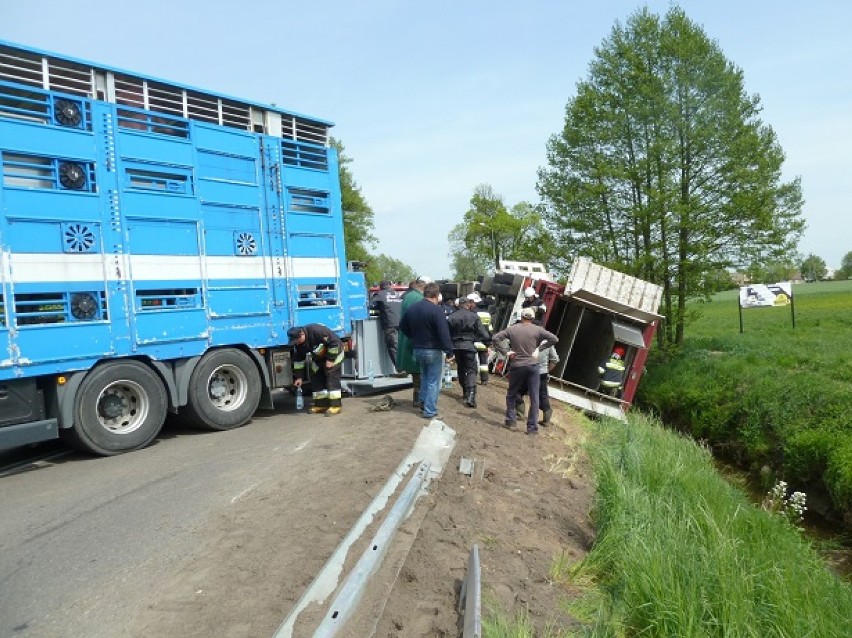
top-left (480, 257), bottom-right (663, 421)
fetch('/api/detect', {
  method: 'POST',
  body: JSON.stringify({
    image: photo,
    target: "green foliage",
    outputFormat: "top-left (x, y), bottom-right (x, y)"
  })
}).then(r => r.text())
top-left (567, 413), bottom-right (852, 637)
top-left (638, 280), bottom-right (852, 521)
top-left (331, 137), bottom-right (375, 264)
top-left (838, 250), bottom-right (852, 280)
top-left (448, 184), bottom-right (555, 279)
top-left (801, 253), bottom-right (828, 281)
top-left (363, 253), bottom-right (416, 287)
top-left (746, 257), bottom-right (798, 284)
top-left (537, 6), bottom-right (804, 347)
top-left (331, 138), bottom-right (416, 283)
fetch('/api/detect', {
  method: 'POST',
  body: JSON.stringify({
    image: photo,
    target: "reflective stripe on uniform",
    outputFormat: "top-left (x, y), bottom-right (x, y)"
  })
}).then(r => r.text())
top-left (313, 390), bottom-right (329, 400)
top-left (294, 361), bottom-right (306, 370)
top-left (313, 344), bottom-right (327, 357)
top-left (328, 390), bottom-right (342, 400)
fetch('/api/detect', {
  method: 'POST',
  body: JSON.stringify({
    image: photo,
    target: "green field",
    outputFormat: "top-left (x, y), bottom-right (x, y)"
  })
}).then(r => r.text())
top-left (638, 280), bottom-right (852, 521)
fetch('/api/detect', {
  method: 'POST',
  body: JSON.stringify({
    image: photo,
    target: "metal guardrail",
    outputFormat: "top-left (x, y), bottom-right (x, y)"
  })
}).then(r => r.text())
top-left (312, 461), bottom-right (431, 638)
top-left (458, 543), bottom-right (482, 638)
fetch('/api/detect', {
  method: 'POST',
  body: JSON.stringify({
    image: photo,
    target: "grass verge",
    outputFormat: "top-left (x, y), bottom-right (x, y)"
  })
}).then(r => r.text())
top-left (638, 280), bottom-right (852, 521)
top-left (556, 412), bottom-right (852, 637)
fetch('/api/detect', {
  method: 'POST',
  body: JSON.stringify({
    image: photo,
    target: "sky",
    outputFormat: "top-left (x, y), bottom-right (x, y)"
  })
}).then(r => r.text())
top-left (3, 1), bottom-right (850, 278)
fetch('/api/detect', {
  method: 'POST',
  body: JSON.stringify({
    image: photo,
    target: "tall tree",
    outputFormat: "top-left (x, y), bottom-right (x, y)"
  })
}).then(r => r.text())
top-left (537, 7), bottom-right (804, 347)
top-left (837, 250), bottom-right (852, 280)
top-left (365, 254), bottom-right (417, 286)
top-left (448, 184), bottom-right (555, 279)
top-left (332, 138), bottom-right (375, 265)
top-left (800, 253), bottom-right (827, 281)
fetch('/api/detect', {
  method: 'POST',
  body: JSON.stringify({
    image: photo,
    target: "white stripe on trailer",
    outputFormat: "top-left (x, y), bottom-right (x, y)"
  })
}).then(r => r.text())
top-left (287, 257), bottom-right (338, 278)
top-left (5, 254), bottom-right (339, 283)
top-left (9, 253), bottom-right (107, 283)
top-left (206, 255), bottom-right (267, 280)
top-left (128, 255), bottom-right (202, 281)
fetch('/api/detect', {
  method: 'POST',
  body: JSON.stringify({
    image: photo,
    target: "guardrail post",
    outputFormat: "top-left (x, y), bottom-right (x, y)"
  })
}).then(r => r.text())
top-left (457, 543), bottom-right (481, 638)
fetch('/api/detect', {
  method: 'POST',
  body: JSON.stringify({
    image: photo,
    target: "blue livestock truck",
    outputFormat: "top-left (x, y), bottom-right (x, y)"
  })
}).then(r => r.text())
top-left (0, 41), bottom-right (376, 455)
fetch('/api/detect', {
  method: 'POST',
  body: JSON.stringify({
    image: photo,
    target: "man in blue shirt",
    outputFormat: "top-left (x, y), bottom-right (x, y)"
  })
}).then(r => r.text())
top-left (399, 282), bottom-right (455, 419)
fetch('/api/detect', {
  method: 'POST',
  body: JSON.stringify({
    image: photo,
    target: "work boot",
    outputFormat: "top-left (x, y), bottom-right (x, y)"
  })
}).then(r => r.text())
top-left (463, 387), bottom-right (477, 408)
top-left (309, 406), bottom-right (327, 414)
top-left (480, 372), bottom-right (489, 385)
top-left (325, 406), bottom-right (341, 416)
top-left (515, 400), bottom-right (526, 417)
top-left (541, 408), bottom-right (553, 425)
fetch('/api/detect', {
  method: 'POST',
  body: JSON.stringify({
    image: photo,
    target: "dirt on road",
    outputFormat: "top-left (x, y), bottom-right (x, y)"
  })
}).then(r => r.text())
top-left (126, 378), bottom-right (596, 637)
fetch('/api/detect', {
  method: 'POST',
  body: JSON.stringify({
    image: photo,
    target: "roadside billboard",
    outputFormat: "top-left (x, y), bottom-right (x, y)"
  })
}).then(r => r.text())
top-left (738, 282), bottom-right (795, 332)
top-left (739, 282), bottom-right (793, 308)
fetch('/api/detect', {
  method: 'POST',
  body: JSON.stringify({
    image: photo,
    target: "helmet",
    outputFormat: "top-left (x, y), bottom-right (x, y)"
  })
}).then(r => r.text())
top-left (613, 344), bottom-right (626, 358)
top-left (523, 286), bottom-right (536, 298)
top-left (287, 326), bottom-right (304, 344)
top-left (466, 292), bottom-right (482, 304)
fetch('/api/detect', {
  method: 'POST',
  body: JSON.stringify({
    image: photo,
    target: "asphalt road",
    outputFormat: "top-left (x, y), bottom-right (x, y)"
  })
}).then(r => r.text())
top-left (0, 393), bottom-right (420, 638)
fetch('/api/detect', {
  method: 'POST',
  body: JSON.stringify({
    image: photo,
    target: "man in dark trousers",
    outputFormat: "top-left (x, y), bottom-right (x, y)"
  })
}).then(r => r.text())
top-left (447, 293), bottom-right (491, 408)
top-left (491, 307), bottom-right (559, 434)
top-left (370, 280), bottom-right (403, 367)
top-left (397, 276), bottom-right (430, 407)
top-left (288, 324), bottom-right (345, 416)
top-left (399, 282), bottom-right (454, 420)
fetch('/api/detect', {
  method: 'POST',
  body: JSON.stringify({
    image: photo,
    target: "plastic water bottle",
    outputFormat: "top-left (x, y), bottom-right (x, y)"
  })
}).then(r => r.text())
top-left (442, 362), bottom-right (453, 389)
top-left (295, 386), bottom-right (304, 410)
top-left (367, 360), bottom-right (375, 384)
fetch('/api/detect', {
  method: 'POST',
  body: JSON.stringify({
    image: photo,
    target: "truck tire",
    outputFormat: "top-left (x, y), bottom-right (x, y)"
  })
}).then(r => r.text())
top-left (183, 349), bottom-right (261, 431)
top-left (64, 360), bottom-right (167, 455)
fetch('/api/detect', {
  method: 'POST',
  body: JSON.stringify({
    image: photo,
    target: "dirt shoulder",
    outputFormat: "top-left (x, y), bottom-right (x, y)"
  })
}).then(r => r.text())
top-left (370, 379), bottom-right (596, 636)
top-left (123, 378), bottom-right (595, 638)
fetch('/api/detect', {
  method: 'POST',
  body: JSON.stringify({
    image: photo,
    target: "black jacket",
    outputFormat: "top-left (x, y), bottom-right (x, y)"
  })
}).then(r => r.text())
top-left (291, 323), bottom-right (344, 381)
top-left (371, 288), bottom-right (403, 329)
top-left (447, 308), bottom-right (491, 352)
top-left (399, 299), bottom-right (453, 356)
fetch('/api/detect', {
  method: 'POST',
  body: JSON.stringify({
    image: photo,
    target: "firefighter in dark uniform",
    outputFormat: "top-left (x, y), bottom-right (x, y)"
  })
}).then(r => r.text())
top-left (447, 293), bottom-right (492, 408)
top-left (521, 286), bottom-right (546, 314)
top-left (475, 295), bottom-right (493, 385)
top-left (598, 343), bottom-right (627, 397)
top-left (288, 324), bottom-right (345, 415)
top-left (370, 280), bottom-right (403, 367)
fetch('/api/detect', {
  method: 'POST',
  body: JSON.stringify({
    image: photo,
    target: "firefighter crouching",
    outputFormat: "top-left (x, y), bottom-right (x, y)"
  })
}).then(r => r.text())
top-left (288, 324), bottom-right (345, 415)
top-left (598, 343), bottom-right (627, 397)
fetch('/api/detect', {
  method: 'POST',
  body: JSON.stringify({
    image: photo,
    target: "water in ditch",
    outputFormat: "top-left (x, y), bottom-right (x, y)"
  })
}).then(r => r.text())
top-left (715, 459), bottom-right (852, 582)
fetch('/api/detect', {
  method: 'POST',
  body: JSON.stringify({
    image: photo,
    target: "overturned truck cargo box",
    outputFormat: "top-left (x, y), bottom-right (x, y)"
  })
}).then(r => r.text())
top-left (546, 257), bottom-right (663, 421)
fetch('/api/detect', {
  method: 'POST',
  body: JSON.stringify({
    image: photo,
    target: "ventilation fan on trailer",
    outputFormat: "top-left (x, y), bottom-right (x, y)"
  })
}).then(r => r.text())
top-left (63, 223), bottom-right (96, 253)
top-left (70, 293), bottom-right (98, 321)
top-left (58, 162), bottom-right (86, 190)
top-left (235, 231), bottom-right (257, 256)
top-left (54, 99), bottom-right (82, 127)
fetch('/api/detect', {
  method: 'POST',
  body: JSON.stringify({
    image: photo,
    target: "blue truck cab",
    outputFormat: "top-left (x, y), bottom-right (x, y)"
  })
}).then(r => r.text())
top-left (0, 41), bottom-right (370, 454)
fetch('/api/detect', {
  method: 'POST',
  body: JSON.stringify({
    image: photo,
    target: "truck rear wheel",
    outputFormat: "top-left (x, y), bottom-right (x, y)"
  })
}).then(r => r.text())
top-left (64, 360), bottom-right (167, 455)
top-left (183, 349), bottom-right (261, 431)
